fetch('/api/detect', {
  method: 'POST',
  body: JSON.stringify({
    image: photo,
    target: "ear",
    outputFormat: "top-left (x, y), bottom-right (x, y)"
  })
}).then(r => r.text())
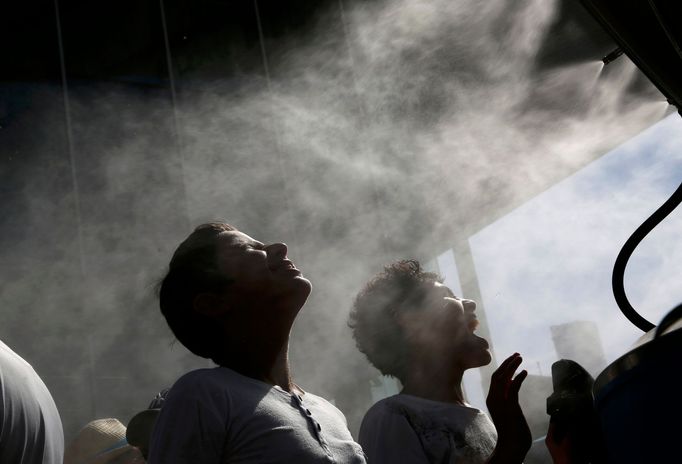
top-left (395, 308), bottom-right (422, 342)
top-left (193, 293), bottom-right (231, 317)
top-left (392, 307), bottom-right (409, 332)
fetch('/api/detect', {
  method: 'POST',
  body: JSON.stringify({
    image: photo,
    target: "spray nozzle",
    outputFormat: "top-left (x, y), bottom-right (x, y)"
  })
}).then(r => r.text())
top-left (602, 47), bottom-right (624, 65)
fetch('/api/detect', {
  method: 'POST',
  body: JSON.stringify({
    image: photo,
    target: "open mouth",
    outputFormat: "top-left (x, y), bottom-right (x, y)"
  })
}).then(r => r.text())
top-left (272, 260), bottom-right (300, 274)
top-left (468, 318), bottom-right (479, 332)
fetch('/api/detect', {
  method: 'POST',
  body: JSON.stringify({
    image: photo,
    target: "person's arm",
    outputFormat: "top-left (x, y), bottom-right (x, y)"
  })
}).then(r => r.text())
top-left (358, 407), bottom-right (430, 464)
top-left (545, 415), bottom-right (608, 464)
top-left (485, 353), bottom-right (532, 464)
top-left (147, 377), bottom-right (229, 464)
top-left (545, 421), bottom-right (577, 464)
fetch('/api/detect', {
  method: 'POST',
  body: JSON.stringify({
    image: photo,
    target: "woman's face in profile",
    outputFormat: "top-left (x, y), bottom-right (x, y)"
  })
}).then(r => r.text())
top-left (401, 281), bottom-right (491, 368)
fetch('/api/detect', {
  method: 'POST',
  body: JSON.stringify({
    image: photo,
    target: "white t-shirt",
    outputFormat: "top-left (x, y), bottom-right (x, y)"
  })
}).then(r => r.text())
top-left (0, 340), bottom-right (64, 464)
top-left (148, 367), bottom-right (366, 464)
top-left (359, 394), bottom-right (497, 464)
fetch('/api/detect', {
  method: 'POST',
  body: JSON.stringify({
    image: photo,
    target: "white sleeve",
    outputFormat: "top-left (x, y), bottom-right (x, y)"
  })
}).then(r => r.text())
top-left (358, 406), bottom-right (430, 464)
top-left (147, 376), bottom-right (230, 464)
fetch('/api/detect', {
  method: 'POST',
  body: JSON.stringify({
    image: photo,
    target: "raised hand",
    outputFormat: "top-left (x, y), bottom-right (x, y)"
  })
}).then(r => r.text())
top-left (486, 353), bottom-right (532, 464)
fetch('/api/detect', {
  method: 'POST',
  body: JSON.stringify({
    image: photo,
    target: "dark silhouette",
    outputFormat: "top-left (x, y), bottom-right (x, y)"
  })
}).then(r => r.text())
top-left (350, 260), bottom-right (531, 464)
top-left (126, 389), bottom-right (169, 460)
top-left (148, 223), bottom-right (366, 463)
top-left (545, 360), bottom-right (607, 464)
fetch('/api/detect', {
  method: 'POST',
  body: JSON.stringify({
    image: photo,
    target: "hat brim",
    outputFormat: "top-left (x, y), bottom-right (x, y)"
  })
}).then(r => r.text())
top-left (88, 445), bottom-right (144, 464)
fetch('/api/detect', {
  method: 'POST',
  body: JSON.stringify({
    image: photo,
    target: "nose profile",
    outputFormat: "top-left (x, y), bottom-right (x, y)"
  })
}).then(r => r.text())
top-left (265, 242), bottom-right (288, 259)
top-left (463, 299), bottom-right (476, 312)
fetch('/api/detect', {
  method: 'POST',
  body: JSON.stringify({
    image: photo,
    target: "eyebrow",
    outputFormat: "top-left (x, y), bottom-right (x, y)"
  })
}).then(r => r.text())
top-left (225, 238), bottom-right (265, 251)
top-left (242, 240), bottom-right (266, 249)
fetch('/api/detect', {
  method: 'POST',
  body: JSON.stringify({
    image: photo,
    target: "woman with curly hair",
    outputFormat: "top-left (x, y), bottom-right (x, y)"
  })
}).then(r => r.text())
top-left (350, 260), bottom-right (530, 464)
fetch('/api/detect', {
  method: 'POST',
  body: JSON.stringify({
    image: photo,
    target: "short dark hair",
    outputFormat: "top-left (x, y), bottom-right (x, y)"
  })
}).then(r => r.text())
top-left (349, 260), bottom-right (442, 381)
top-left (159, 222), bottom-right (236, 361)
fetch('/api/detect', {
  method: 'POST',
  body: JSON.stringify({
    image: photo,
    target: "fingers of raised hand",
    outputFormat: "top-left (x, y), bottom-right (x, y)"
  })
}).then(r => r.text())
top-left (509, 369), bottom-right (528, 400)
top-left (493, 353), bottom-right (519, 379)
top-left (505, 354), bottom-right (523, 378)
top-left (488, 354), bottom-right (525, 408)
top-left (492, 353), bottom-right (522, 386)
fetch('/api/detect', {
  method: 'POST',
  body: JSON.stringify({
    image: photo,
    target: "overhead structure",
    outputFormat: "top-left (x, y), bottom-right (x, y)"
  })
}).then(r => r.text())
top-left (580, 0), bottom-right (682, 114)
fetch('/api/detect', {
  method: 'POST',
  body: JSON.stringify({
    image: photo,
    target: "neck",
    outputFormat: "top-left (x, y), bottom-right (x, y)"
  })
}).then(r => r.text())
top-left (401, 354), bottom-right (466, 405)
top-left (216, 297), bottom-right (303, 391)
top-left (262, 341), bottom-right (293, 391)
top-left (217, 330), bottom-right (294, 391)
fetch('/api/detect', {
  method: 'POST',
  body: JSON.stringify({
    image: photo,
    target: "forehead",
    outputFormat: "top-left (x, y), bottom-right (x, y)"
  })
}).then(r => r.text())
top-left (220, 230), bottom-right (260, 245)
top-left (216, 231), bottom-right (263, 254)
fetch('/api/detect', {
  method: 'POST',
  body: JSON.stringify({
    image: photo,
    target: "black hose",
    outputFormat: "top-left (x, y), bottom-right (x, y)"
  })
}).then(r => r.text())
top-left (612, 181), bottom-right (682, 332)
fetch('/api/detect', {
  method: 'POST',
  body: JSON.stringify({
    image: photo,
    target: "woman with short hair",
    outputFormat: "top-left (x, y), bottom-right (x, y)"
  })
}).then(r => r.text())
top-left (350, 260), bottom-right (531, 464)
top-left (148, 223), bottom-right (366, 464)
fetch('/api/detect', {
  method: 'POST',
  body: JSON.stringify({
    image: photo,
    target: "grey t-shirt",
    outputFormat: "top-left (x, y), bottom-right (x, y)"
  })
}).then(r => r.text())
top-left (0, 340), bottom-right (64, 464)
top-left (359, 394), bottom-right (497, 464)
top-left (148, 367), bottom-right (366, 464)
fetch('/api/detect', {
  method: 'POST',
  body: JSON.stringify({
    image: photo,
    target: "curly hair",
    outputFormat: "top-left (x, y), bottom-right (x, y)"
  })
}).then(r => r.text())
top-left (158, 222), bottom-right (236, 361)
top-left (349, 260), bottom-right (442, 381)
